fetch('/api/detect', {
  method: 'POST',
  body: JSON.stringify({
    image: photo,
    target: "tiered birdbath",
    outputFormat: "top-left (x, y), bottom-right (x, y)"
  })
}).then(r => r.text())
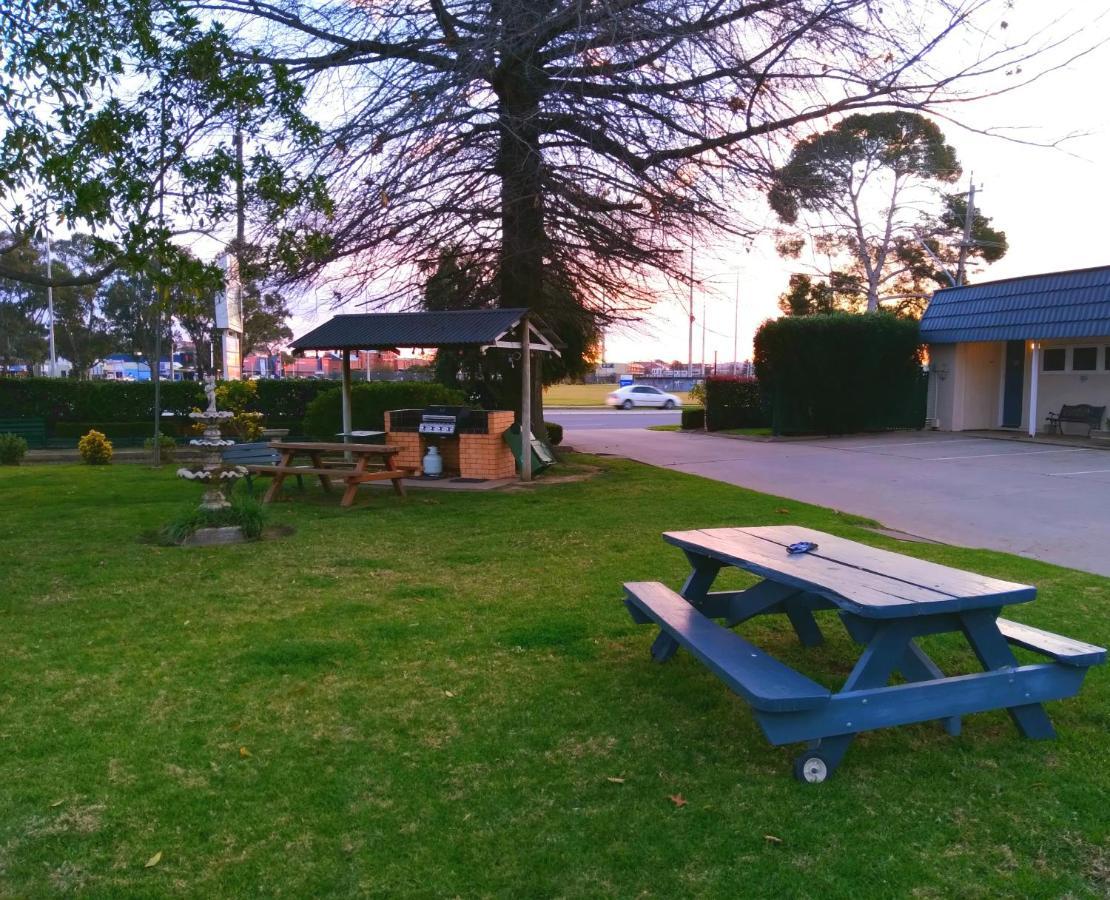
top-left (177, 376), bottom-right (247, 522)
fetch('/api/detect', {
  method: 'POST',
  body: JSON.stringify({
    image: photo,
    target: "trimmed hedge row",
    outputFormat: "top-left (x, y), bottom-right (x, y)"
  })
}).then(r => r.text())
top-left (754, 313), bottom-right (925, 435)
top-left (681, 407), bottom-right (705, 430)
top-left (704, 377), bottom-right (770, 431)
top-left (0, 378), bottom-right (204, 421)
top-left (303, 382), bottom-right (466, 438)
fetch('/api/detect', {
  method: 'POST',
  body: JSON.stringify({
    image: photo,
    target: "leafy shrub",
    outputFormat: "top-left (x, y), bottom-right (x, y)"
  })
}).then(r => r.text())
top-left (303, 381), bottom-right (466, 438)
top-left (216, 379), bottom-right (257, 413)
top-left (680, 407), bottom-right (705, 430)
top-left (704, 377), bottom-right (770, 431)
top-left (78, 430), bottom-right (113, 464)
top-left (688, 381), bottom-right (706, 406)
top-left (164, 492), bottom-right (267, 544)
top-left (544, 421), bottom-right (563, 446)
top-left (754, 313), bottom-right (925, 435)
top-left (0, 433), bottom-right (28, 465)
top-left (144, 432), bottom-right (177, 461)
top-left (226, 412), bottom-right (264, 441)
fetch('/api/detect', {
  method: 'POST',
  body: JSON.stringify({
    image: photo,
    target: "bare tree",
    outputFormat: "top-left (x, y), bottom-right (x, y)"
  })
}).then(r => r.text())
top-left (188, 0), bottom-right (1086, 425)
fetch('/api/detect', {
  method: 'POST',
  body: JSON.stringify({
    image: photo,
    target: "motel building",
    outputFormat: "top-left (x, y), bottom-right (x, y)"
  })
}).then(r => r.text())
top-left (921, 266), bottom-right (1110, 437)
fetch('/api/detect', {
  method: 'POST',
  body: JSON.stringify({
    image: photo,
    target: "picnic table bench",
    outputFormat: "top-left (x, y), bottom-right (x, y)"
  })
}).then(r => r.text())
top-left (624, 526), bottom-right (1104, 782)
top-left (249, 441), bottom-right (415, 507)
top-left (1045, 403), bottom-right (1105, 436)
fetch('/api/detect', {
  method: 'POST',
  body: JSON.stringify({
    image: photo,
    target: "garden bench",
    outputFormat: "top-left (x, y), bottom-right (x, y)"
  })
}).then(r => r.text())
top-left (623, 525), bottom-right (1104, 782)
top-left (0, 417), bottom-right (46, 449)
top-left (1045, 403), bottom-right (1105, 436)
top-left (223, 442), bottom-right (303, 495)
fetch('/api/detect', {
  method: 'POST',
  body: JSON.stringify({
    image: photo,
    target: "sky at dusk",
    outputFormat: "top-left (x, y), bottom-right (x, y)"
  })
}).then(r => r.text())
top-left (279, 3), bottom-right (1110, 366)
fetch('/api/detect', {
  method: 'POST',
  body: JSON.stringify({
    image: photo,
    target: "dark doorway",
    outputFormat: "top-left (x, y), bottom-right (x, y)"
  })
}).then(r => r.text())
top-left (1002, 340), bottom-right (1025, 428)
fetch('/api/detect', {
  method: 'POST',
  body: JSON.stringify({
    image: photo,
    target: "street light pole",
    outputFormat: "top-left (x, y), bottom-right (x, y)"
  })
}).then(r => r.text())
top-left (43, 218), bottom-right (57, 377)
top-left (733, 271), bottom-right (740, 376)
top-left (687, 235), bottom-right (694, 378)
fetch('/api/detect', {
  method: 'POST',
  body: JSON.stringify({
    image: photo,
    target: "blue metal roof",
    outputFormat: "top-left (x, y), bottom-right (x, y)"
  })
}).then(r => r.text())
top-left (920, 265), bottom-right (1110, 343)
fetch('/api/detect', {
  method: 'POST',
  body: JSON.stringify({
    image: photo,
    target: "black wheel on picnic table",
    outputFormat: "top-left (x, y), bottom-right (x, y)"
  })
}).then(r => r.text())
top-left (793, 752), bottom-right (831, 784)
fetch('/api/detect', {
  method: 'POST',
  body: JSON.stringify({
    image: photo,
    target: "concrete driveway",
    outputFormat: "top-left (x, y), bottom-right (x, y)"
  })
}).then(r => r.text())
top-left (565, 427), bottom-right (1110, 577)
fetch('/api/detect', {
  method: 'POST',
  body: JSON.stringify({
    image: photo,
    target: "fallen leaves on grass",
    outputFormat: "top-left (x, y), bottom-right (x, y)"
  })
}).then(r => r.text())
top-left (239, 746), bottom-right (252, 758)
top-left (144, 851), bottom-right (162, 868)
top-left (764, 834), bottom-right (783, 844)
top-left (668, 794), bottom-right (687, 808)
top-left (606, 776), bottom-right (625, 784)
top-left (49, 798), bottom-right (65, 808)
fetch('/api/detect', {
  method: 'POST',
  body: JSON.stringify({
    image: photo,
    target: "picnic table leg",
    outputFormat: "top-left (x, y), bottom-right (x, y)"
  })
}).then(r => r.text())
top-left (262, 450), bottom-right (294, 504)
top-left (960, 609), bottom-right (1057, 740)
top-left (340, 456), bottom-right (369, 508)
top-left (310, 451), bottom-right (332, 493)
top-left (384, 452), bottom-right (406, 497)
top-left (795, 621), bottom-right (916, 781)
top-left (841, 613), bottom-right (960, 736)
top-left (783, 597), bottom-right (824, 647)
top-left (651, 552), bottom-right (721, 663)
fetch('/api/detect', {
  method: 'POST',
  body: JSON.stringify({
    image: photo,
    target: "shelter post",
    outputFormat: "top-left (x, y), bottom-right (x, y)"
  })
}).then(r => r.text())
top-left (1028, 341), bottom-right (1039, 438)
top-left (521, 315), bottom-right (532, 482)
top-left (341, 349), bottom-right (353, 457)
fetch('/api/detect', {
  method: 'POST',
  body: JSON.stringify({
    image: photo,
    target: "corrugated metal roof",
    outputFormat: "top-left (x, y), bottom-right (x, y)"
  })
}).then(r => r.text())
top-left (290, 308), bottom-right (532, 350)
top-left (920, 265), bottom-right (1110, 343)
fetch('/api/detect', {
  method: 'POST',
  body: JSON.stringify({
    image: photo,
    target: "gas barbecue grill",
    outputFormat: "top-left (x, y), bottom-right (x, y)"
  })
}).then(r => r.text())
top-left (417, 405), bottom-right (472, 436)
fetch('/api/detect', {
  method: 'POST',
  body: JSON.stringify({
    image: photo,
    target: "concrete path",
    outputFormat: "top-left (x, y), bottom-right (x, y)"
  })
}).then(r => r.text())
top-left (546, 408), bottom-right (680, 430)
top-left (566, 427), bottom-right (1110, 577)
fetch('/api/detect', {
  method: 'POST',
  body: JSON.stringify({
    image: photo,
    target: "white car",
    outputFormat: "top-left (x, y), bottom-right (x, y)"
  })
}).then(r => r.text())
top-left (605, 384), bottom-right (681, 409)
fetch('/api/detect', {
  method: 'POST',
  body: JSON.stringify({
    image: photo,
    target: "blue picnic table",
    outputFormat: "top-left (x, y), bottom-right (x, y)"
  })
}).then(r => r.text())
top-left (624, 525), bottom-right (1105, 782)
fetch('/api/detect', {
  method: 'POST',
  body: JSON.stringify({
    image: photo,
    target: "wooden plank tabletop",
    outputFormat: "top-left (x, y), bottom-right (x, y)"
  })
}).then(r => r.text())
top-left (663, 526), bottom-right (1035, 618)
top-left (270, 441), bottom-right (399, 454)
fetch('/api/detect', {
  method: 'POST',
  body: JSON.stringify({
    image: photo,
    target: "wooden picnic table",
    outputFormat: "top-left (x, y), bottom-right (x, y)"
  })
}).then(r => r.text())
top-left (252, 441), bottom-right (414, 507)
top-left (624, 525), bottom-right (1104, 782)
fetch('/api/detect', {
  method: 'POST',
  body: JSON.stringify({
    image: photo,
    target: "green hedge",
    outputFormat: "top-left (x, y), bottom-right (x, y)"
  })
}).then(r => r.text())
top-left (704, 377), bottom-right (770, 431)
top-left (680, 407), bottom-right (705, 430)
top-left (754, 313), bottom-right (925, 435)
top-left (0, 378), bottom-right (204, 421)
top-left (303, 382), bottom-right (466, 438)
top-left (251, 380), bottom-right (339, 423)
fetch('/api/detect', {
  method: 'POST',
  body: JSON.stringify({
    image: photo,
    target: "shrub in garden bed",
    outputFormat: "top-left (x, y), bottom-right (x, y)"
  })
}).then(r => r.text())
top-left (144, 432), bottom-right (177, 461)
top-left (680, 407), bottom-right (705, 430)
top-left (704, 377), bottom-right (770, 431)
top-left (78, 430), bottom-right (113, 464)
top-left (163, 492), bottom-right (267, 544)
top-left (0, 433), bottom-right (28, 465)
top-left (544, 421), bottom-right (564, 446)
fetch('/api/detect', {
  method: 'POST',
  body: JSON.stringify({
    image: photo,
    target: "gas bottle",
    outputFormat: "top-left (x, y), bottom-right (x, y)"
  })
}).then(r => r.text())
top-left (422, 445), bottom-right (443, 478)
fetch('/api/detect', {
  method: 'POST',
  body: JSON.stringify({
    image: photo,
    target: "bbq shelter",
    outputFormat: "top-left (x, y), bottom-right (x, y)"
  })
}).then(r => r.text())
top-left (289, 308), bottom-right (560, 480)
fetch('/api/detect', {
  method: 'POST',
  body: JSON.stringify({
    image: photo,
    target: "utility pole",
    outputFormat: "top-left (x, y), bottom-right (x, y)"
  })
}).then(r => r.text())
top-left (701, 296), bottom-right (706, 377)
top-left (955, 175), bottom-right (977, 286)
top-left (686, 236), bottom-right (694, 378)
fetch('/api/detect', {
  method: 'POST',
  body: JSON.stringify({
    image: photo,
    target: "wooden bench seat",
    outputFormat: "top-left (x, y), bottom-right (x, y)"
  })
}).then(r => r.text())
top-left (998, 618), bottom-right (1106, 667)
top-left (246, 465), bottom-right (410, 481)
top-left (624, 581), bottom-right (831, 712)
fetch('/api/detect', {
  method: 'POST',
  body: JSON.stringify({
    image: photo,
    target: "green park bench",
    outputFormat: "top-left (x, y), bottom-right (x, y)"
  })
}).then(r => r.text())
top-left (0, 418), bottom-right (47, 449)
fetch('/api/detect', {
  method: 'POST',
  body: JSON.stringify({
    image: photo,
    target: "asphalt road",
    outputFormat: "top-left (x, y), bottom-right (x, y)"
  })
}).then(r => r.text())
top-left (563, 427), bottom-right (1110, 577)
top-left (546, 408), bottom-right (681, 430)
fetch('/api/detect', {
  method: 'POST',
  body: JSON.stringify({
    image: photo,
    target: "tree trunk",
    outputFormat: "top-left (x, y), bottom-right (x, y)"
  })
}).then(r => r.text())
top-left (494, 55), bottom-right (549, 440)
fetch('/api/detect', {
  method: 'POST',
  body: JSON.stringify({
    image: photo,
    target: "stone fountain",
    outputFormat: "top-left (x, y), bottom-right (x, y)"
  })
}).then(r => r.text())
top-left (176, 377), bottom-right (248, 542)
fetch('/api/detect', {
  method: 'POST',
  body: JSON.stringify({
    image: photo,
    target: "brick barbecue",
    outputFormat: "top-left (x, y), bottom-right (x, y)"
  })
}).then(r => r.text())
top-left (385, 408), bottom-right (517, 480)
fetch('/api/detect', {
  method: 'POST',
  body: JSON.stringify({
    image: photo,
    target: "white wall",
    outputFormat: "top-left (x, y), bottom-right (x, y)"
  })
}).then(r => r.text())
top-left (929, 341), bottom-right (1003, 431)
top-left (1030, 340), bottom-right (1110, 433)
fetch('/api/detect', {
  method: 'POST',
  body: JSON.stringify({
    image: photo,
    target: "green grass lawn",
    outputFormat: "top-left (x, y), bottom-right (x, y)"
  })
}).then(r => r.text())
top-left (544, 383), bottom-right (691, 406)
top-left (1, 459), bottom-right (1107, 897)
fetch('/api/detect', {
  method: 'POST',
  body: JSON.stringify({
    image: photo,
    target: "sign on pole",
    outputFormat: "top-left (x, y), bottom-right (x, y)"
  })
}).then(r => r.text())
top-left (214, 253), bottom-right (243, 333)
